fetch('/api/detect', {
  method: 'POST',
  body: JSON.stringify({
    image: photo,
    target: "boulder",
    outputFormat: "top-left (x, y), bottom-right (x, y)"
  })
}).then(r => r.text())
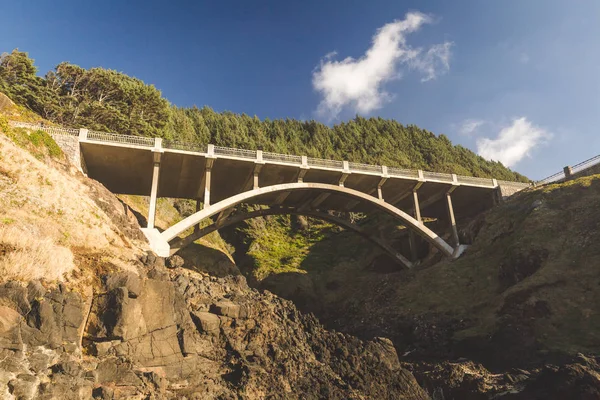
top-left (192, 311), bottom-right (221, 336)
top-left (210, 300), bottom-right (240, 319)
top-left (166, 255), bottom-right (185, 269)
top-left (105, 271), bottom-right (142, 298)
top-left (0, 305), bottom-right (22, 351)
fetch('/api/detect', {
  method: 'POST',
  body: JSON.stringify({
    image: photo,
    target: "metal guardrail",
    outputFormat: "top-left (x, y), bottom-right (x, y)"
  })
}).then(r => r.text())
top-left (7, 120), bottom-right (532, 190)
top-left (536, 153), bottom-right (600, 185)
top-left (163, 140), bottom-right (207, 153)
top-left (308, 157), bottom-right (345, 170)
top-left (572, 155), bottom-right (600, 175)
top-left (263, 151), bottom-right (302, 165)
top-left (535, 172), bottom-right (565, 186)
top-left (423, 171), bottom-right (454, 183)
top-left (387, 167), bottom-right (420, 179)
top-left (87, 131), bottom-right (155, 147)
top-left (8, 121), bottom-right (79, 136)
top-left (214, 146), bottom-right (256, 159)
top-left (457, 175), bottom-right (495, 187)
top-left (349, 162), bottom-right (382, 174)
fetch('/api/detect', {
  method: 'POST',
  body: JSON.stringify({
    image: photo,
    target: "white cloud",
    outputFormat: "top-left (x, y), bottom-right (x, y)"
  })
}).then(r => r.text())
top-left (312, 12), bottom-right (452, 118)
top-left (476, 117), bottom-right (551, 167)
top-left (459, 119), bottom-right (485, 136)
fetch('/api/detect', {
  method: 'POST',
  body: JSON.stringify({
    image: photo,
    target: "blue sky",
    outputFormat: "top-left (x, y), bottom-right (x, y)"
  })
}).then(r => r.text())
top-left (2, 0), bottom-right (599, 179)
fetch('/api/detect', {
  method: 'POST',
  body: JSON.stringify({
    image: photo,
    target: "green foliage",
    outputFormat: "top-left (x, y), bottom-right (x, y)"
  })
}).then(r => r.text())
top-left (6, 128), bottom-right (63, 160)
top-left (162, 110), bottom-right (529, 181)
top-left (0, 49), bottom-right (528, 182)
top-left (241, 214), bottom-right (342, 279)
top-left (0, 115), bottom-right (8, 133)
top-left (29, 130), bottom-right (63, 158)
top-left (0, 49), bottom-right (171, 138)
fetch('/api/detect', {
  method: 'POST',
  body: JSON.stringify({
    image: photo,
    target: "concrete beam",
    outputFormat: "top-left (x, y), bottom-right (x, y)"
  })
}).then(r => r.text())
top-left (412, 189), bottom-right (422, 223)
top-left (339, 161), bottom-right (351, 187)
top-left (297, 167), bottom-right (309, 183)
top-left (160, 182), bottom-right (456, 259)
top-left (203, 158), bottom-right (215, 207)
top-left (194, 199), bottom-right (201, 233)
top-left (147, 150), bottom-right (162, 229)
top-left (170, 207), bottom-right (413, 268)
top-left (78, 128), bottom-right (88, 142)
top-left (310, 192), bottom-right (331, 209)
top-left (274, 191), bottom-right (291, 206)
top-left (344, 199), bottom-right (361, 212)
top-left (446, 191), bottom-right (459, 248)
top-left (377, 168), bottom-right (389, 201)
top-left (216, 207), bottom-right (235, 227)
top-left (388, 179), bottom-right (423, 206)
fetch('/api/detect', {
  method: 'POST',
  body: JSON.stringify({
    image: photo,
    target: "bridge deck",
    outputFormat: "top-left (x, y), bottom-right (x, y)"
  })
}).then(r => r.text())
top-left (79, 138), bottom-right (528, 222)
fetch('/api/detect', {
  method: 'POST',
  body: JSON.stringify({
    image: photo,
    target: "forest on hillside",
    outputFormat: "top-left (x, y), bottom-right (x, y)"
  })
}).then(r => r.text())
top-left (0, 49), bottom-right (528, 182)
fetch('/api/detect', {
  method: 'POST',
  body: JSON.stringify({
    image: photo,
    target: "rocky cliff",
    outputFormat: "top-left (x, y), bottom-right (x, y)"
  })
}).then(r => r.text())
top-left (0, 257), bottom-right (428, 399)
top-left (0, 116), bottom-right (429, 398)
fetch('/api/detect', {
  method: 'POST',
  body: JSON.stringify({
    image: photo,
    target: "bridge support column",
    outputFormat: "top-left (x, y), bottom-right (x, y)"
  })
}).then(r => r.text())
top-left (147, 139), bottom-right (163, 229)
top-left (339, 161), bottom-right (350, 187)
top-left (195, 147), bottom-right (216, 232)
top-left (445, 187), bottom-right (459, 248)
top-left (409, 181), bottom-right (423, 261)
top-left (204, 162), bottom-right (213, 207)
top-left (377, 167), bottom-right (389, 201)
top-left (194, 199), bottom-right (201, 233)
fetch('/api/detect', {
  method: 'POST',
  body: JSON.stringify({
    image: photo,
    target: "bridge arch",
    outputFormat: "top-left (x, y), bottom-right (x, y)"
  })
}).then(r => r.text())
top-left (160, 182), bottom-right (456, 258)
top-left (169, 207), bottom-right (413, 268)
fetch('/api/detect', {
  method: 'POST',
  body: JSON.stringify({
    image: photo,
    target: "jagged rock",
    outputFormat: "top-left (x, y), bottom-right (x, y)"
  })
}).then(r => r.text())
top-left (93, 341), bottom-right (114, 357)
top-left (105, 271), bottom-right (142, 298)
top-left (28, 351), bottom-right (52, 373)
top-left (210, 300), bottom-right (240, 318)
top-left (191, 311), bottom-right (221, 336)
top-left (92, 385), bottom-right (114, 400)
top-left (26, 280), bottom-right (46, 304)
top-left (8, 374), bottom-right (39, 400)
top-left (0, 305), bottom-right (23, 351)
top-left (0, 282), bottom-right (31, 315)
top-left (22, 286), bottom-right (85, 351)
top-left (166, 254), bottom-right (185, 269)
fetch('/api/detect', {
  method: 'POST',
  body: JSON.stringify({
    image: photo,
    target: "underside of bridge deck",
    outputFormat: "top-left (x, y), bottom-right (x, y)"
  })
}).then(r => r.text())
top-left (80, 140), bottom-right (521, 263)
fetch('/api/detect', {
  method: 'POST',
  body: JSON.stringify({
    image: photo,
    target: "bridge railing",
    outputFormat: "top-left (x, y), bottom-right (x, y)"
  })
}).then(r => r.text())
top-left (307, 157), bottom-right (345, 170)
top-left (87, 131), bottom-right (156, 147)
top-left (163, 140), bottom-right (207, 153)
top-left (214, 146), bottom-right (256, 159)
top-left (423, 171), bottom-right (454, 183)
top-left (263, 151), bottom-right (303, 165)
top-left (8, 120), bottom-right (533, 190)
top-left (349, 162), bottom-right (383, 174)
top-left (8, 121), bottom-right (79, 136)
top-left (536, 153), bottom-right (600, 185)
top-left (456, 175), bottom-right (495, 187)
top-left (387, 167), bottom-right (420, 179)
top-left (572, 155), bottom-right (600, 175)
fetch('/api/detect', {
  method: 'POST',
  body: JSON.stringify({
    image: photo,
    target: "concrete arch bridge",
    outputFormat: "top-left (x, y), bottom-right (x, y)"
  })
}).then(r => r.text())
top-left (9, 122), bottom-right (531, 268)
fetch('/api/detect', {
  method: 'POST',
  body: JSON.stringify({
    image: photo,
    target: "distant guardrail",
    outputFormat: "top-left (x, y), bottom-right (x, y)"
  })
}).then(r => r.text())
top-left (536, 154), bottom-right (600, 185)
top-left (7, 120), bottom-right (531, 190)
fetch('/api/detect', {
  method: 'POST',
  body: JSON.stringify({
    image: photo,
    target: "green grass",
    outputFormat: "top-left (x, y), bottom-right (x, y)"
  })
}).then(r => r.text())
top-left (5, 127), bottom-right (63, 160)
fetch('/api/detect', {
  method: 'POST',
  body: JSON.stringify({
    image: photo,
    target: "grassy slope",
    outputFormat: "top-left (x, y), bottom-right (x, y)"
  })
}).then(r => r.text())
top-left (0, 116), bottom-right (145, 285)
top-left (283, 175), bottom-right (600, 366)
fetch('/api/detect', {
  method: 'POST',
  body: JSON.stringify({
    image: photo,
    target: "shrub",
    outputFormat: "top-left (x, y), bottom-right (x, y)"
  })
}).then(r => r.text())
top-left (30, 130), bottom-right (63, 158)
top-left (0, 115), bottom-right (8, 133)
top-left (6, 128), bottom-right (63, 160)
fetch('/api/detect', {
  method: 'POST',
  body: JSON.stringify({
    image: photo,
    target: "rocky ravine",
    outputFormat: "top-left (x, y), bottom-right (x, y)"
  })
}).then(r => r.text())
top-left (0, 253), bottom-right (428, 399)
